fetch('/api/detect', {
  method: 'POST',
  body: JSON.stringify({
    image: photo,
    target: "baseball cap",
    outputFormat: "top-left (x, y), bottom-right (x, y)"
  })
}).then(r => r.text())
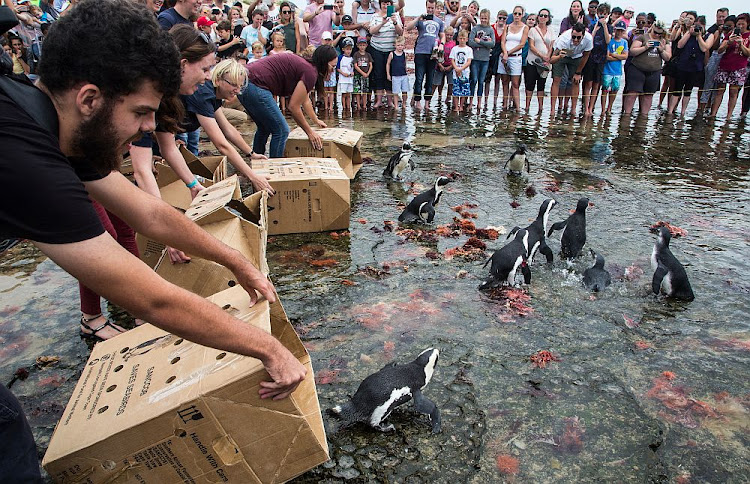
top-left (624, 5), bottom-right (635, 13)
top-left (322, 31), bottom-right (333, 40)
top-left (342, 14), bottom-right (353, 23)
top-left (357, 36), bottom-right (368, 43)
top-left (611, 6), bottom-right (623, 14)
top-left (341, 37), bottom-right (355, 48)
top-left (197, 16), bottom-right (216, 27)
top-left (614, 19), bottom-right (627, 30)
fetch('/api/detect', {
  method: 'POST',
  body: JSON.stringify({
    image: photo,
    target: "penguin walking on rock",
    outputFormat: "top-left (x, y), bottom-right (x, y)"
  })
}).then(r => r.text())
top-left (398, 176), bottom-right (452, 223)
top-left (583, 249), bottom-right (611, 292)
top-left (479, 229), bottom-right (531, 289)
top-left (328, 348), bottom-right (441, 433)
top-left (504, 143), bottom-right (529, 175)
top-left (383, 142), bottom-right (415, 180)
top-left (508, 198), bottom-right (557, 264)
top-left (651, 226), bottom-right (694, 301)
top-left (547, 197), bottom-right (589, 259)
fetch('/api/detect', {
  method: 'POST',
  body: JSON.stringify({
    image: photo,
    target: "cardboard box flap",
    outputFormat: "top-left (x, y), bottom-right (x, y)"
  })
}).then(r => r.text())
top-left (285, 128), bottom-right (363, 178)
top-left (178, 145), bottom-right (227, 183)
top-left (184, 175), bottom-right (242, 221)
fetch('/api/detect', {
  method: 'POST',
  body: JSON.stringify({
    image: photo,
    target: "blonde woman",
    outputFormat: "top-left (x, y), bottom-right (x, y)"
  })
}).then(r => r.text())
top-left (498, 5), bottom-right (529, 110)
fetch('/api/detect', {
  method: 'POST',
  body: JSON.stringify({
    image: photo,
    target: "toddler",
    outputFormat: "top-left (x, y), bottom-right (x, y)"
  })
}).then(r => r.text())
top-left (387, 36), bottom-right (409, 108)
top-left (450, 30), bottom-right (473, 112)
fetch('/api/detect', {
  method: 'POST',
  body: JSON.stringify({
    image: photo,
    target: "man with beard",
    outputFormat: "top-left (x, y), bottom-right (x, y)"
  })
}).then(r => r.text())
top-left (0, 0), bottom-right (306, 476)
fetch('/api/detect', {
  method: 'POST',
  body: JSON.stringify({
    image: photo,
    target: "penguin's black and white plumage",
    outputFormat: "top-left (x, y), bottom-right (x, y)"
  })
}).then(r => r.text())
top-left (503, 143), bottom-right (529, 174)
top-left (651, 226), bottom-right (694, 301)
top-left (547, 197), bottom-right (589, 259)
top-left (508, 198), bottom-right (557, 264)
top-left (328, 348), bottom-right (441, 433)
top-left (582, 249), bottom-right (611, 292)
top-left (398, 176), bottom-right (452, 223)
top-left (418, 201), bottom-right (435, 223)
top-left (479, 229), bottom-right (532, 289)
top-left (383, 142), bottom-right (415, 180)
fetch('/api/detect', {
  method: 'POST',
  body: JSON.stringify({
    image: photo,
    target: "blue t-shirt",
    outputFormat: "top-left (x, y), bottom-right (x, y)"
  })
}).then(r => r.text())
top-left (603, 38), bottom-right (628, 76)
top-left (157, 7), bottom-right (192, 31)
top-left (415, 18), bottom-right (445, 55)
top-left (181, 81), bottom-right (222, 132)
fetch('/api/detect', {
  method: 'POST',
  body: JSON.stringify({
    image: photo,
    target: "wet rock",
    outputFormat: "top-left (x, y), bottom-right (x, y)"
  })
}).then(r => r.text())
top-left (338, 455), bottom-right (355, 469)
top-left (367, 447), bottom-right (387, 461)
top-left (332, 467), bottom-right (360, 479)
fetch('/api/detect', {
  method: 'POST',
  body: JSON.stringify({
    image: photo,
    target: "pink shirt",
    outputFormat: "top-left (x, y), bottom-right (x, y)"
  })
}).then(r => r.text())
top-left (305, 2), bottom-right (336, 47)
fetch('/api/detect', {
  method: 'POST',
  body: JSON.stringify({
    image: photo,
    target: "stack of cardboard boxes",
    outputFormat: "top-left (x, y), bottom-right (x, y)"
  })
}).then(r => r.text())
top-left (42, 128), bottom-right (368, 483)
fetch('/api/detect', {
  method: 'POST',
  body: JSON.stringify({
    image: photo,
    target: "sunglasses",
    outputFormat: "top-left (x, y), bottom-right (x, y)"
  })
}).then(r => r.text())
top-left (282, 10), bottom-right (290, 13)
top-left (653, 29), bottom-right (664, 34)
top-left (571, 34), bottom-right (583, 39)
top-left (538, 13), bottom-right (549, 17)
top-left (513, 12), bottom-right (523, 16)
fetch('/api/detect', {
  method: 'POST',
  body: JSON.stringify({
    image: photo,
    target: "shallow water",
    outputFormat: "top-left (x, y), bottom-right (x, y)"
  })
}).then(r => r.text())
top-left (2, 100), bottom-right (749, 483)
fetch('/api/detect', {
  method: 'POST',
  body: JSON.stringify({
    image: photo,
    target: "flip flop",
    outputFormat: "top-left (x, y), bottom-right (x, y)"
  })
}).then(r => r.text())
top-left (80, 314), bottom-right (126, 342)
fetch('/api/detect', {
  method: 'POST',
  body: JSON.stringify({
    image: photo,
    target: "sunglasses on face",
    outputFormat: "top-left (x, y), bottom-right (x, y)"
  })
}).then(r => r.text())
top-left (538, 14), bottom-right (549, 17)
top-left (514, 12), bottom-right (523, 16)
top-left (571, 34), bottom-right (582, 39)
top-left (282, 10), bottom-right (290, 13)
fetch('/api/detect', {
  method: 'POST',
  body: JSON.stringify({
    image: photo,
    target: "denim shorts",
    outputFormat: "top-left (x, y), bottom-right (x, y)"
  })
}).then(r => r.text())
top-left (391, 75), bottom-right (410, 94)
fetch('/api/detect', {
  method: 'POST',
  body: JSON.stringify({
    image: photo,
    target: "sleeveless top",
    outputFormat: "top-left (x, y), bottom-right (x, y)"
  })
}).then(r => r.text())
top-left (505, 25), bottom-right (524, 53)
top-left (390, 51), bottom-right (407, 76)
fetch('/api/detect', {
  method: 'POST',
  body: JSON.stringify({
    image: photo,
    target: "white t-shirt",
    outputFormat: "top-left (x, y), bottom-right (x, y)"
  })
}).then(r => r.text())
top-left (449, 45), bottom-right (473, 80)
top-left (553, 29), bottom-right (593, 59)
top-left (526, 26), bottom-right (555, 64)
top-left (338, 55), bottom-right (355, 84)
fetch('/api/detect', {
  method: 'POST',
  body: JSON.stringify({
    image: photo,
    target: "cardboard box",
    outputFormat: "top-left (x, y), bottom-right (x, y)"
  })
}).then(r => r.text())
top-left (156, 147), bottom-right (226, 211)
top-left (43, 286), bottom-right (329, 483)
top-left (250, 158), bottom-right (350, 235)
top-left (153, 176), bottom-right (269, 297)
top-left (284, 128), bottom-right (363, 179)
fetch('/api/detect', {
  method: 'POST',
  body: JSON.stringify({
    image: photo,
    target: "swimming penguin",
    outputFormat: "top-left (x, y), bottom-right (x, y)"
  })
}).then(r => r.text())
top-left (547, 197), bottom-right (589, 259)
top-left (328, 348), bottom-right (441, 433)
top-left (383, 141), bottom-right (415, 180)
top-left (508, 198), bottom-right (557, 264)
top-left (651, 226), bottom-right (694, 301)
top-left (398, 176), bottom-right (452, 223)
top-left (503, 143), bottom-right (529, 175)
top-left (479, 229), bottom-right (531, 289)
top-left (582, 249), bottom-right (611, 292)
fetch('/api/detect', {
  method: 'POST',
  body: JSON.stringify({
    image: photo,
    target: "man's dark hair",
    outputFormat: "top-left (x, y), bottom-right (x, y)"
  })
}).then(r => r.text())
top-left (588, 1), bottom-right (599, 7)
top-left (38, 0), bottom-right (180, 102)
top-left (217, 20), bottom-right (231, 31)
top-left (647, 12), bottom-right (656, 22)
top-left (717, 8), bottom-right (729, 14)
top-left (572, 22), bottom-right (587, 33)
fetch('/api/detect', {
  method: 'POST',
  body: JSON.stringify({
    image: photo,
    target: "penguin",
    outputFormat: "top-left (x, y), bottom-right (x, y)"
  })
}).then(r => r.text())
top-left (383, 141), bottom-right (415, 180)
top-left (582, 249), bottom-right (611, 292)
top-left (418, 201), bottom-right (435, 223)
top-left (547, 197), bottom-right (589, 259)
top-left (398, 176), bottom-right (452, 223)
top-left (503, 143), bottom-right (529, 175)
top-left (328, 348), bottom-right (441, 433)
top-left (651, 226), bottom-right (694, 301)
top-left (479, 229), bottom-right (531, 289)
top-left (507, 199), bottom-right (557, 264)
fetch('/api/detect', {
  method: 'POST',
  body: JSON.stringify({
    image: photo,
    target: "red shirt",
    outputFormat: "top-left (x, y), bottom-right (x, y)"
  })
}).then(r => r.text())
top-left (719, 31), bottom-right (750, 72)
top-left (245, 54), bottom-right (318, 97)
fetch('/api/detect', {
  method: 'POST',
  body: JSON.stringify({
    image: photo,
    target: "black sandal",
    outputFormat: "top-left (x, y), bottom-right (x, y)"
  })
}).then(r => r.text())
top-left (80, 314), bottom-right (126, 342)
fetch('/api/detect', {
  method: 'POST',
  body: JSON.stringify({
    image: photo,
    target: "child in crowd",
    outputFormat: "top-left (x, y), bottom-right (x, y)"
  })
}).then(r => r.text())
top-left (216, 20), bottom-right (245, 60)
top-left (387, 36), bottom-right (409, 109)
top-left (338, 39), bottom-right (355, 113)
top-left (434, 25), bottom-right (456, 106)
top-left (353, 37), bottom-right (374, 111)
top-left (248, 42), bottom-right (264, 63)
top-left (324, 49), bottom-right (338, 112)
top-left (601, 19), bottom-right (628, 114)
top-left (450, 30), bottom-right (473, 112)
top-left (268, 31), bottom-right (287, 55)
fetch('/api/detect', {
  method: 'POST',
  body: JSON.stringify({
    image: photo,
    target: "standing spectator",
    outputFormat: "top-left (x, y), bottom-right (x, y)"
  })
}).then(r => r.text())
top-left (622, 6), bottom-right (635, 28)
top-left (622, 20), bottom-right (671, 115)
top-left (444, 0), bottom-right (460, 27)
top-left (405, 0), bottom-right (445, 109)
top-left (667, 12), bottom-right (709, 116)
top-left (353, 36), bottom-right (374, 110)
top-left (433, 25), bottom-right (456, 105)
top-left (498, 6), bottom-right (529, 111)
top-left (158, 0), bottom-right (199, 30)
top-left (582, 2), bottom-right (612, 116)
top-left (524, 7), bottom-right (554, 113)
top-left (659, 12), bottom-right (689, 108)
top-left (609, 7), bottom-right (622, 25)
top-left (584, 0), bottom-right (599, 27)
top-left (216, 20), bottom-right (245, 59)
top-left (338, 37), bottom-right (356, 112)
top-left (550, 22), bottom-right (593, 114)
top-left (628, 13), bottom-right (647, 47)
top-left (212, 0), bottom-right (230, 17)
top-left (351, 0), bottom-right (377, 38)
top-left (266, 0), bottom-right (280, 27)
top-left (451, 0), bottom-right (478, 28)
top-left (485, 10), bottom-right (507, 108)
top-left (368, 0), bottom-right (403, 108)
top-left (386, 36), bottom-right (409, 108)
top-left (230, 5), bottom-right (247, 37)
top-left (197, 15), bottom-right (218, 42)
top-left (238, 46), bottom-right (336, 155)
top-left (303, 0), bottom-right (341, 47)
top-left (468, 8), bottom-right (494, 108)
top-left (561, 0), bottom-right (585, 34)
top-left (700, 8), bottom-right (730, 112)
top-left (450, 29), bottom-right (473, 112)
top-left (241, 8), bottom-right (270, 54)
top-left (709, 13), bottom-right (750, 118)
top-left (601, 19), bottom-right (628, 113)
top-left (8, 35), bottom-right (30, 75)
top-left (276, 2), bottom-right (300, 53)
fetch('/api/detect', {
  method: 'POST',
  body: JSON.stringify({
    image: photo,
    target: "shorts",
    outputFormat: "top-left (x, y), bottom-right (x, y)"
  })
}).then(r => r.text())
top-left (523, 64), bottom-right (547, 92)
top-left (624, 63), bottom-right (660, 94)
top-left (714, 67), bottom-right (748, 86)
top-left (324, 75), bottom-right (337, 88)
top-left (452, 76), bottom-right (470, 96)
top-left (391, 75), bottom-right (410, 94)
top-left (582, 60), bottom-right (605, 84)
top-left (601, 74), bottom-right (621, 92)
top-left (552, 55), bottom-right (582, 80)
top-left (353, 75), bottom-right (370, 93)
top-left (433, 68), bottom-right (454, 86)
top-left (672, 69), bottom-right (701, 96)
top-left (338, 82), bottom-right (354, 94)
top-left (498, 55), bottom-right (523, 76)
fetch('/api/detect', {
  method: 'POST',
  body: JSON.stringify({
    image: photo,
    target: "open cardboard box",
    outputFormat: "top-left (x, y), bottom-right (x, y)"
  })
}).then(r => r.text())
top-left (153, 176), bottom-right (269, 297)
top-left (283, 128), bottom-right (363, 179)
top-left (42, 286), bottom-right (329, 483)
top-left (250, 158), bottom-right (349, 235)
top-left (157, 146), bottom-right (226, 211)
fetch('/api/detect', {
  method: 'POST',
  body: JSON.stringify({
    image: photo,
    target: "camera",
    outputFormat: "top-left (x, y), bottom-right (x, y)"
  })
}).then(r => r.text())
top-left (211, 7), bottom-right (221, 15)
top-left (722, 24), bottom-right (731, 31)
top-left (693, 25), bottom-right (702, 33)
top-left (323, 4), bottom-right (333, 9)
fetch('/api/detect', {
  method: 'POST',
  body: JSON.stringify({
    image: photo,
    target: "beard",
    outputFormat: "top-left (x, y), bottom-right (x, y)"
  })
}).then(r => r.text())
top-left (71, 98), bottom-right (124, 176)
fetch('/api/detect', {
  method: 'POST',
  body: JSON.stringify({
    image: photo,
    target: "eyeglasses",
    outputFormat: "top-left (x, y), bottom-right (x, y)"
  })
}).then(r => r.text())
top-left (571, 34), bottom-right (583, 39)
top-left (222, 77), bottom-right (242, 90)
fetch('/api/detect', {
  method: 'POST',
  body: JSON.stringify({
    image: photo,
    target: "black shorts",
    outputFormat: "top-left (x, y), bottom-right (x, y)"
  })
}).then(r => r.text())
top-left (582, 60), bottom-right (605, 84)
top-left (625, 63), bottom-right (661, 94)
top-left (672, 69), bottom-right (702, 96)
top-left (523, 64), bottom-right (548, 92)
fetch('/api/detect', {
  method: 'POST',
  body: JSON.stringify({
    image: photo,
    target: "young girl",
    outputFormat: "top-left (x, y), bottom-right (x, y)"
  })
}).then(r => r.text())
top-left (450, 30), bottom-right (473, 112)
top-left (433, 25), bottom-right (456, 106)
top-left (248, 41), bottom-right (264, 63)
top-left (324, 55), bottom-right (338, 112)
top-left (268, 31), bottom-right (287, 55)
top-left (386, 36), bottom-right (409, 108)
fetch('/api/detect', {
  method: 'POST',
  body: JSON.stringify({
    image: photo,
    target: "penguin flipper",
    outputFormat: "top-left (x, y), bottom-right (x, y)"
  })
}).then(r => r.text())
top-left (413, 390), bottom-right (441, 433)
top-left (548, 220), bottom-right (567, 237)
top-left (526, 158), bottom-right (530, 173)
top-left (539, 239), bottom-right (554, 263)
top-left (652, 264), bottom-right (668, 295)
top-left (521, 263), bottom-right (531, 285)
top-left (398, 209), bottom-right (417, 222)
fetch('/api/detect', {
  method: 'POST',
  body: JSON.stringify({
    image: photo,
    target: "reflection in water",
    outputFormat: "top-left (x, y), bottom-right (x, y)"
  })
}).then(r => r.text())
top-left (1, 103), bottom-right (748, 482)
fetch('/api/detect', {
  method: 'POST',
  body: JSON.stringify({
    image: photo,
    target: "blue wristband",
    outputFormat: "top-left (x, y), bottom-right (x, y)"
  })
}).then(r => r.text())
top-left (186, 177), bottom-right (199, 189)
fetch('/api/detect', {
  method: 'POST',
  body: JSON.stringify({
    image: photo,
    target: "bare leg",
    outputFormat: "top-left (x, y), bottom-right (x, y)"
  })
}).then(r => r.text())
top-left (550, 77), bottom-right (561, 113)
top-left (511, 76), bottom-right (521, 110)
top-left (680, 90), bottom-right (691, 116)
top-left (622, 91), bottom-right (637, 114)
top-left (537, 91), bottom-right (544, 114)
top-left (726, 85), bottom-right (740, 118)
top-left (570, 79), bottom-right (581, 113)
top-left (638, 93), bottom-right (653, 114)
top-left (709, 84), bottom-right (726, 117)
top-left (525, 89), bottom-right (533, 111)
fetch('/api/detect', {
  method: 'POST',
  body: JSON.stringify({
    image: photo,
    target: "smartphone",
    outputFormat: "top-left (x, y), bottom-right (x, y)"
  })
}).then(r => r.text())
top-left (734, 28), bottom-right (741, 36)
top-left (386, 5), bottom-right (395, 17)
top-left (650, 40), bottom-right (660, 47)
top-left (424, 13), bottom-right (434, 20)
top-left (323, 4), bottom-right (333, 9)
